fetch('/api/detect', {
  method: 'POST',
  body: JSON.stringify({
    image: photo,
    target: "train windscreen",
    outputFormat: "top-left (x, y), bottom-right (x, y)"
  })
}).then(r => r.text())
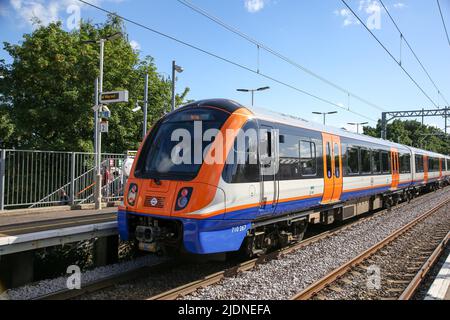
top-left (134, 108), bottom-right (230, 181)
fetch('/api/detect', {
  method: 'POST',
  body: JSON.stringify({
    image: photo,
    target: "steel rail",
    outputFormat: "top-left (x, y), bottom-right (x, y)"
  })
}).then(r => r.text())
top-left (147, 207), bottom-right (395, 300)
top-left (34, 259), bottom-right (177, 300)
top-left (33, 204), bottom-right (386, 301)
top-left (399, 230), bottom-right (450, 300)
top-left (32, 189), bottom-right (448, 301)
top-left (291, 198), bottom-right (450, 300)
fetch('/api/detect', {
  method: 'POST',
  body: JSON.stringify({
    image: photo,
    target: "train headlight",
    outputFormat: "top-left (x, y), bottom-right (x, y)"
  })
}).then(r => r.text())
top-left (175, 187), bottom-right (193, 211)
top-left (127, 183), bottom-right (138, 206)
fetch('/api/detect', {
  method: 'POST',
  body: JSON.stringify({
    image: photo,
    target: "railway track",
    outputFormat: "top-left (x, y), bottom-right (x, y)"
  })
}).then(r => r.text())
top-left (34, 259), bottom-right (176, 300)
top-left (33, 197), bottom-right (388, 300)
top-left (147, 206), bottom-right (400, 300)
top-left (32, 189), bottom-right (448, 301)
top-left (290, 198), bottom-right (450, 300)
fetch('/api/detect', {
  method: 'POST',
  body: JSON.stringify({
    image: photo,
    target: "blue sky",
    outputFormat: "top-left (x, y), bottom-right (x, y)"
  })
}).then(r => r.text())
top-left (1, 0), bottom-right (449, 132)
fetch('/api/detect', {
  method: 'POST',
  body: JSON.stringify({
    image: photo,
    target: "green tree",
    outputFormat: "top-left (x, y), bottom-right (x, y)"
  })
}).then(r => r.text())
top-left (0, 16), bottom-right (189, 153)
top-left (363, 119), bottom-right (450, 154)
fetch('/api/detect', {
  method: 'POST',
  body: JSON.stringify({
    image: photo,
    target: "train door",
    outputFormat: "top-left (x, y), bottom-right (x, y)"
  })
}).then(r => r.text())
top-left (391, 149), bottom-right (399, 189)
top-left (321, 133), bottom-right (343, 204)
top-left (424, 155), bottom-right (429, 184)
top-left (259, 124), bottom-right (279, 216)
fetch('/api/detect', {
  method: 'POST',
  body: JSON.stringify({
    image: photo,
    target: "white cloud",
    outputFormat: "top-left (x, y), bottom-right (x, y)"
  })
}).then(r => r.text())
top-left (129, 40), bottom-right (141, 51)
top-left (393, 2), bottom-right (406, 9)
top-left (335, 0), bottom-right (405, 28)
top-left (363, 1), bottom-right (381, 13)
top-left (244, 0), bottom-right (267, 13)
top-left (6, 0), bottom-right (122, 29)
top-left (8, 0), bottom-right (73, 27)
top-left (336, 1), bottom-right (383, 28)
top-left (334, 8), bottom-right (360, 26)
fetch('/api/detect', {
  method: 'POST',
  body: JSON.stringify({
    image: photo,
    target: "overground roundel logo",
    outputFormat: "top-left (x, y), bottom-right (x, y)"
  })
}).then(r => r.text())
top-left (150, 197), bottom-right (158, 206)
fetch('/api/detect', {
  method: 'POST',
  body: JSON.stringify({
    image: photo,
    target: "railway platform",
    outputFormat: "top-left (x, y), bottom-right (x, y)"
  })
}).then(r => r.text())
top-left (0, 206), bottom-right (119, 290)
top-left (425, 251), bottom-right (450, 300)
top-left (0, 206), bottom-right (117, 237)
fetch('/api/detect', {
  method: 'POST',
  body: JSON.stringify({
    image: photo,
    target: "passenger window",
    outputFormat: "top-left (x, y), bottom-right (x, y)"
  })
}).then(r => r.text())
top-left (347, 147), bottom-right (359, 175)
top-left (360, 148), bottom-right (371, 174)
top-left (300, 140), bottom-right (317, 176)
top-left (279, 134), bottom-right (301, 180)
top-left (381, 152), bottom-right (390, 174)
top-left (400, 154), bottom-right (411, 174)
top-left (326, 142), bottom-right (332, 179)
top-left (372, 151), bottom-right (382, 174)
top-left (415, 155), bottom-right (424, 173)
top-left (334, 143), bottom-right (340, 178)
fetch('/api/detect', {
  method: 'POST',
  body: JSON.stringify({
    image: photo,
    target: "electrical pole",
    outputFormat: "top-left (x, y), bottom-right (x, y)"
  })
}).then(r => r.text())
top-left (347, 122), bottom-right (368, 134)
top-left (143, 73), bottom-right (149, 139)
top-left (94, 77), bottom-right (99, 155)
top-left (94, 39), bottom-right (105, 210)
top-left (82, 32), bottom-right (122, 210)
top-left (171, 61), bottom-right (176, 112)
top-left (171, 61), bottom-right (184, 112)
top-left (236, 87), bottom-right (270, 107)
top-left (312, 111), bottom-right (338, 125)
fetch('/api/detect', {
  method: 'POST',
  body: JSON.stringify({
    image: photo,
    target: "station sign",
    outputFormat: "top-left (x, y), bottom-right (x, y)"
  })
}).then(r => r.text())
top-left (127, 150), bottom-right (138, 158)
top-left (100, 120), bottom-right (109, 133)
top-left (100, 106), bottom-right (111, 119)
top-left (100, 90), bottom-right (129, 104)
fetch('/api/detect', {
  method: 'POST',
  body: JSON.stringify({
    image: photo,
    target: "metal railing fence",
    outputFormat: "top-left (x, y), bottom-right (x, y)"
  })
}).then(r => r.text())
top-left (0, 149), bottom-right (127, 210)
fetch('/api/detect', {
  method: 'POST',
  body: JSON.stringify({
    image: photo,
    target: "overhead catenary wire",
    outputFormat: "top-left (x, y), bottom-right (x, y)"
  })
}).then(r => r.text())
top-left (437, 0), bottom-right (450, 47)
top-left (77, 0), bottom-right (377, 122)
top-left (176, 0), bottom-right (387, 113)
top-left (379, 0), bottom-right (449, 107)
top-left (341, 0), bottom-right (440, 109)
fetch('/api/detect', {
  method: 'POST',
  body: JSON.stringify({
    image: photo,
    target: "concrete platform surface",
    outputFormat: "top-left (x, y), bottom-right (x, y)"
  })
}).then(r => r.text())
top-left (425, 252), bottom-right (450, 300)
top-left (0, 207), bottom-right (117, 237)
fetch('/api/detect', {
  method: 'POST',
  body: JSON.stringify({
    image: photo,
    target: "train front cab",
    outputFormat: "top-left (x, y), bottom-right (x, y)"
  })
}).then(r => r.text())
top-left (118, 101), bottom-right (258, 255)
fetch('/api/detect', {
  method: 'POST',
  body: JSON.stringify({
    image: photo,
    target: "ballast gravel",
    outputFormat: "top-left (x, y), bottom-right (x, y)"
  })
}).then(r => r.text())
top-left (0, 254), bottom-right (165, 300)
top-left (4, 189), bottom-right (449, 301)
top-left (184, 189), bottom-right (450, 300)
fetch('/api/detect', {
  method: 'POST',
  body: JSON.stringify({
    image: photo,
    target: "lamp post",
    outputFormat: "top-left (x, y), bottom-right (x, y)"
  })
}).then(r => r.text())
top-left (312, 111), bottom-right (338, 125)
top-left (143, 73), bottom-right (149, 139)
top-left (236, 86), bottom-right (270, 106)
top-left (82, 32), bottom-right (122, 210)
top-left (171, 61), bottom-right (184, 112)
top-left (347, 122), bottom-right (369, 134)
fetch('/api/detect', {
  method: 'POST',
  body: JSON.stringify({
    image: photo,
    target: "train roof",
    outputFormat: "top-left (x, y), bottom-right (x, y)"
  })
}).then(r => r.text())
top-left (250, 105), bottom-right (449, 158)
top-left (180, 99), bottom-right (449, 159)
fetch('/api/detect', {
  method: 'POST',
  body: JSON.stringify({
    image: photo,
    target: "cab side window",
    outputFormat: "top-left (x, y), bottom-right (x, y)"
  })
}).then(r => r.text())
top-left (222, 121), bottom-right (259, 183)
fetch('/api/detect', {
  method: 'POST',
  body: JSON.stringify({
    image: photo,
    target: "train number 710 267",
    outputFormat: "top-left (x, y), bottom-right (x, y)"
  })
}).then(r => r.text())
top-left (232, 225), bottom-right (247, 233)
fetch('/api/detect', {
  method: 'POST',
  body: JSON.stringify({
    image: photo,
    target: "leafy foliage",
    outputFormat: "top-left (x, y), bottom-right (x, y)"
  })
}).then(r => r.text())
top-left (363, 119), bottom-right (450, 154)
top-left (0, 16), bottom-right (189, 152)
